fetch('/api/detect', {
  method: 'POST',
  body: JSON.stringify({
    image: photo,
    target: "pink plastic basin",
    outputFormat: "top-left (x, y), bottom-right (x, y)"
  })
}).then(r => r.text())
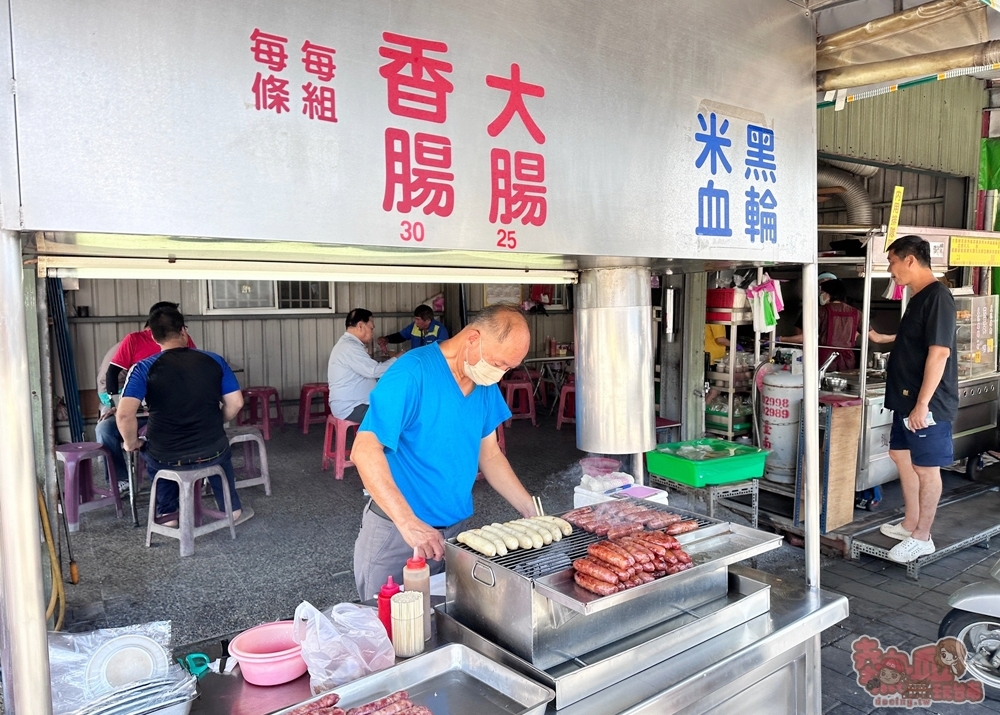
top-left (579, 457), bottom-right (621, 477)
top-left (229, 621), bottom-right (307, 687)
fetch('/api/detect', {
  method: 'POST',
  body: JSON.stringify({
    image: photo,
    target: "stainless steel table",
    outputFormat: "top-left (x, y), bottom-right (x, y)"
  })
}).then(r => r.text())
top-left (191, 569), bottom-right (847, 715)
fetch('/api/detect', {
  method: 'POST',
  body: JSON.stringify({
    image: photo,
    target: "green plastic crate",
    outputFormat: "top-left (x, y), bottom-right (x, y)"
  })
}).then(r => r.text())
top-left (645, 438), bottom-right (768, 488)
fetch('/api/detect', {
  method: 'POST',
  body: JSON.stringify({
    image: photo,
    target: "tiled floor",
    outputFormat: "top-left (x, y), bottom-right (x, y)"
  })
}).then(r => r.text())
top-left (57, 414), bottom-right (1000, 711)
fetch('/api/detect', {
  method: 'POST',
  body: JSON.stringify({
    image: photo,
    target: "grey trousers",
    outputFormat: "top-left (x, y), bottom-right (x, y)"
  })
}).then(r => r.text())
top-left (353, 501), bottom-right (467, 601)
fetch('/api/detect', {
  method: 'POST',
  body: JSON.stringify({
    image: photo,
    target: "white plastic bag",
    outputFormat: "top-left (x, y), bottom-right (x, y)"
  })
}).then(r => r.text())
top-left (292, 601), bottom-right (395, 694)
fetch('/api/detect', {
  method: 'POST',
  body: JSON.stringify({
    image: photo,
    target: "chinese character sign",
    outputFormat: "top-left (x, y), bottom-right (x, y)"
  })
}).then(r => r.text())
top-left (694, 111), bottom-right (779, 245)
top-left (250, 28), bottom-right (337, 122)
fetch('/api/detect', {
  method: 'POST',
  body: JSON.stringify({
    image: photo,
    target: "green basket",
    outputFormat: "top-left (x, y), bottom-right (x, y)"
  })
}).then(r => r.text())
top-left (645, 438), bottom-right (768, 488)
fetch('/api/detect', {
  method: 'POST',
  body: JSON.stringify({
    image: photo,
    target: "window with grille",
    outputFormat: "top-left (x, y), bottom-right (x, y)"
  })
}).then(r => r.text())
top-left (206, 280), bottom-right (334, 314)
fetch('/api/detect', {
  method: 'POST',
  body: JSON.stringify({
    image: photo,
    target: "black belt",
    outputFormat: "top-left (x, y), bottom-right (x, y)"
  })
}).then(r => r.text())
top-left (367, 500), bottom-right (449, 530)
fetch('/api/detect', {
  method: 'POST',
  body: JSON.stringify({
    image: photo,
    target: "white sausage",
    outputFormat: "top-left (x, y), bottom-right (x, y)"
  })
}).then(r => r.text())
top-left (472, 528), bottom-right (507, 556)
top-left (458, 531), bottom-right (497, 557)
top-left (491, 523), bottom-right (533, 549)
top-left (537, 515), bottom-right (573, 536)
top-left (524, 518), bottom-right (562, 542)
top-left (511, 520), bottom-right (551, 545)
top-left (481, 525), bottom-right (519, 550)
top-left (505, 521), bottom-right (545, 548)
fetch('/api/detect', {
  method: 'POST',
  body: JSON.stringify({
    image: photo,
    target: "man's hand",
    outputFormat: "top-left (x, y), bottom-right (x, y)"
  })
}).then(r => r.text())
top-left (98, 406), bottom-right (117, 422)
top-left (377, 337), bottom-right (389, 353)
top-left (869, 329), bottom-right (895, 344)
top-left (907, 402), bottom-right (930, 431)
top-left (398, 518), bottom-right (446, 561)
top-left (122, 437), bottom-right (142, 452)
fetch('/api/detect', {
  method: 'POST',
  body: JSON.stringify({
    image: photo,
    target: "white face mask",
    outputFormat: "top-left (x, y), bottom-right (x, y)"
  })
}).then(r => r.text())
top-left (463, 340), bottom-right (507, 386)
top-left (819, 293), bottom-right (830, 306)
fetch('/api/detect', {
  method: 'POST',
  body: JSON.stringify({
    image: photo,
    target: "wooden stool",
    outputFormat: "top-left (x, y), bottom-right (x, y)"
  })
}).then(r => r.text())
top-left (146, 465), bottom-right (236, 557)
top-left (322, 416), bottom-right (359, 480)
top-left (297, 383), bottom-right (331, 435)
top-left (226, 426), bottom-right (271, 495)
top-left (238, 386), bottom-right (283, 440)
top-left (56, 443), bottom-right (122, 532)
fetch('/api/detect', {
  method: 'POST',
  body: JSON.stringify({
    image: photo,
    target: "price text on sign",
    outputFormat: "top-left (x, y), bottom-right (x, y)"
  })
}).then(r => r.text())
top-left (496, 229), bottom-right (517, 250)
top-left (883, 185), bottom-right (904, 252)
top-left (949, 236), bottom-right (1000, 267)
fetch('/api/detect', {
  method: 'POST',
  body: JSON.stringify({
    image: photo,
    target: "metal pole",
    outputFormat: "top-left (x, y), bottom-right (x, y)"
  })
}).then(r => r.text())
top-left (0, 230), bottom-right (54, 714)
top-left (36, 277), bottom-right (58, 527)
top-left (801, 262), bottom-right (821, 591)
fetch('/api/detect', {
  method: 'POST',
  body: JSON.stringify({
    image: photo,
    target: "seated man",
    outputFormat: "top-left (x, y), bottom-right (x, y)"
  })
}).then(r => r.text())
top-left (378, 304), bottom-right (449, 353)
top-left (117, 308), bottom-right (250, 526)
top-left (96, 301), bottom-right (196, 490)
top-left (329, 308), bottom-right (397, 423)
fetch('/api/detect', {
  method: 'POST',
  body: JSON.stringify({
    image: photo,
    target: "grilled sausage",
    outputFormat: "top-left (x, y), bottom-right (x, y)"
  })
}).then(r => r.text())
top-left (630, 537), bottom-right (668, 557)
top-left (512, 520), bottom-right (552, 544)
top-left (345, 692), bottom-right (408, 715)
top-left (490, 523), bottom-right (533, 549)
top-left (574, 572), bottom-right (618, 596)
top-left (619, 538), bottom-right (654, 563)
top-left (644, 531), bottom-right (681, 549)
top-left (573, 558), bottom-right (619, 585)
top-left (665, 520), bottom-right (699, 535)
top-left (536, 515), bottom-right (573, 535)
top-left (471, 529), bottom-right (507, 556)
top-left (606, 523), bottom-right (643, 540)
top-left (605, 541), bottom-right (637, 566)
top-left (289, 693), bottom-right (342, 715)
top-left (587, 542), bottom-right (631, 570)
top-left (635, 571), bottom-right (655, 584)
top-left (672, 549), bottom-right (693, 564)
top-left (456, 531), bottom-right (496, 557)
top-left (481, 525), bottom-right (519, 551)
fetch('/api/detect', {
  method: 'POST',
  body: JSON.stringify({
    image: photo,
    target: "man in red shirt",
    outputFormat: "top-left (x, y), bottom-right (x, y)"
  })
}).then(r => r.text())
top-left (96, 302), bottom-right (196, 490)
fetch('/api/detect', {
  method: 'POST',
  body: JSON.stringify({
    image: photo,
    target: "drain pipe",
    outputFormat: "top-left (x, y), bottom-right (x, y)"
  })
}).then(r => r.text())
top-left (0, 230), bottom-right (53, 714)
top-left (817, 164), bottom-right (874, 225)
top-left (818, 40), bottom-right (1000, 91)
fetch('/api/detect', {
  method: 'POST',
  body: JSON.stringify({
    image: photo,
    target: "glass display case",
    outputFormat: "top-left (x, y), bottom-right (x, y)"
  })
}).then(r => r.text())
top-left (955, 295), bottom-right (999, 378)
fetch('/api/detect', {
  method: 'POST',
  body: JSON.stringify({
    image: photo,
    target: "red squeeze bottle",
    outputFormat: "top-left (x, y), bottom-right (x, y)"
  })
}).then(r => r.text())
top-left (377, 576), bottom-right (400, 640)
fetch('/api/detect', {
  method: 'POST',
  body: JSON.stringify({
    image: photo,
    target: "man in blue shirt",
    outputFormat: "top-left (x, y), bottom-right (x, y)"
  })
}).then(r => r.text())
top-left (117, 308), bottom-right (251, 526)
top-left (353, 303), bottom-right (536, 600)
top-left (377, 304), bottom-right (449, 353)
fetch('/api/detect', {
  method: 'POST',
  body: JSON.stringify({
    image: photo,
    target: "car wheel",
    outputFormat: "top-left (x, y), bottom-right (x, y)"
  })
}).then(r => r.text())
top-left (940, 608), bottom-right (1000, 699)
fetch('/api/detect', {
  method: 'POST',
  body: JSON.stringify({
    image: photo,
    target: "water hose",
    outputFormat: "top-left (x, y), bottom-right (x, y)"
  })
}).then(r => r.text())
top-left (38, 488), bottom-right (66, 631)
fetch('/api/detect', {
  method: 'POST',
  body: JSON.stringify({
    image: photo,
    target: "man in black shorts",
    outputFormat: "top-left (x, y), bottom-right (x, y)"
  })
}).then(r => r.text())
top-left (117, 308), bottom-right (251, 526)
top-left (869, 235), bottom-right (957, 563)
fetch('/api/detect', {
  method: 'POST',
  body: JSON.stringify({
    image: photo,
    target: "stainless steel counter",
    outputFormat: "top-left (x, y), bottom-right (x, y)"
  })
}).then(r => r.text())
top-left (191, 568), bottom-right (848, 715)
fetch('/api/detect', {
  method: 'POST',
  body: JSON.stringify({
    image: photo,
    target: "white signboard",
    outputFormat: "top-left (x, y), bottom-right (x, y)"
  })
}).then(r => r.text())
top-left (9, 0), bottom-right (816, 263)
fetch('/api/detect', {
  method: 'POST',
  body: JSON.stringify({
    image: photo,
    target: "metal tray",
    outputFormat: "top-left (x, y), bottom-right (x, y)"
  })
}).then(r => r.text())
top-left (271, 643), bottom-right (553, 715)
top-left (533, 521), bottom-right (782, 615)
top-left (437, 571), bottom-right (772, 710)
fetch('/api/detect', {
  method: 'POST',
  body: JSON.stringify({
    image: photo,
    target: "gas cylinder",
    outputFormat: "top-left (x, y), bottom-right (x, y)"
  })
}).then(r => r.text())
top-left (760, 354), bottom-right (803, 484)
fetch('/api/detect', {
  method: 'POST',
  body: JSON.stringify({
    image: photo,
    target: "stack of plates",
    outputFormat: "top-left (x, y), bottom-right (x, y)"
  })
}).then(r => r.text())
top-left (73, 635), bottom-right (197, 715)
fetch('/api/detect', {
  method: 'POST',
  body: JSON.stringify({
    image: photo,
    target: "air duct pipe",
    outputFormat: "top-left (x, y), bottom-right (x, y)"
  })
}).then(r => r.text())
top-left (822, 159), bottom-right (880, 178)
top-left (575, 266), bottom-right (655, 455)
top-left (818, 40), bottom-right (1000, 91)
top-left (817, 164), bottom-right (874, 225)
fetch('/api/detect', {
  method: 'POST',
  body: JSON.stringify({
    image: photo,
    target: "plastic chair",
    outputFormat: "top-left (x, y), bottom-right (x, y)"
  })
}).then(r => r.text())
top-left (238, 387), bottom-right (283, 440)
top-left (503, 379), bottom-right (537, 427)
top-left (322, 416), bottom-right (359, 480)
top-left (226, 426), bottom-right (271, 495)
top-left (556, 384), bottom-right (576, 430)
top-left (55, 443), bottom-right (122, 532)
top-left (297, 383), bottom-right (331, 435)
top-left (145, 465), bottom-right (236, 557)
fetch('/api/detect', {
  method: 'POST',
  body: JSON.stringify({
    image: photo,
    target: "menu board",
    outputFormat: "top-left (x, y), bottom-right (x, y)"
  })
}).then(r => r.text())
top-left (950, 236), bottom-right (1000, 267)
top-left (483, 284), bottom-right (522, 307)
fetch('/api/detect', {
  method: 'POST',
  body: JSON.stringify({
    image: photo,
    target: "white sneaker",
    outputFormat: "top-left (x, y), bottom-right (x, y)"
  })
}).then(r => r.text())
top-left (879, 521), bottom-right (911, 541)
top-left (887, 536), bottom-right (935, 563)
top-left (117, 480), bottom-right (131, 495)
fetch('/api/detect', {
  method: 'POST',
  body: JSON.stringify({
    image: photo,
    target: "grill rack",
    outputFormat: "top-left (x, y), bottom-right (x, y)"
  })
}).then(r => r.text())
top-left (452, 498), bottom-right (717, 580)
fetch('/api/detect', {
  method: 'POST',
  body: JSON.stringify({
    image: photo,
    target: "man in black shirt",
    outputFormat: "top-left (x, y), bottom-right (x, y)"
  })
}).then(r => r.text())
top-left (117, 308), bottom-right (252, 526)
top-left (869, 236), bottom-right (957, 563)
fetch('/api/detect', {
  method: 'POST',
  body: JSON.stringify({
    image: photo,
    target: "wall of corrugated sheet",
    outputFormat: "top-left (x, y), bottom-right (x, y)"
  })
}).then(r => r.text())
top-left (60, 279), bottom-right (574, 411)
top-left (817, 77), bottom-right (985, 179)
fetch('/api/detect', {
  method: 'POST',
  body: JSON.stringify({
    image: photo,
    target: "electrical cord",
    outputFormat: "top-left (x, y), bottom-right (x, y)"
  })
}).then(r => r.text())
top-left (38, 488), bottom-right (66, 631)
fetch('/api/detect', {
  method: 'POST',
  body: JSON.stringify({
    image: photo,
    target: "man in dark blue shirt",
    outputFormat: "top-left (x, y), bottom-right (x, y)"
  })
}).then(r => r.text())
top-left (117, 308), bottom-right (251, 526)
top-left (869, 236), bottom-right (957, 563)
top-left (378, 304), bottom-right (449, 352)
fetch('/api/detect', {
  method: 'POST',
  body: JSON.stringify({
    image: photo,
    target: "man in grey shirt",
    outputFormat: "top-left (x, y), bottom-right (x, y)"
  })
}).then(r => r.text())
top-left (328, 308), bottom-right (397, 423)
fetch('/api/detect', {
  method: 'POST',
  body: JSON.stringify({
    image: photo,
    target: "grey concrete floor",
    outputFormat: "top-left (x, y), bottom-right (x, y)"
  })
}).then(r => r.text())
top-left (58, 415), bottom-right (1000, 713)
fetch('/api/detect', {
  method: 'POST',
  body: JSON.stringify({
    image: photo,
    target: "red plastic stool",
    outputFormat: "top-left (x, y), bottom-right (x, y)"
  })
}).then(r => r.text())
top-left (556, 384), bottom-right (576, 430)
top-left (56, 443), bottom-right (122, 532)
top-left (322, 415), bottom-right (360, 480)
top-left (297, 383), bottom-right (331, 435)
top-left (503, 380), bottom-right (537, 427)
top-left (238, 386), bottom-right (283, 440)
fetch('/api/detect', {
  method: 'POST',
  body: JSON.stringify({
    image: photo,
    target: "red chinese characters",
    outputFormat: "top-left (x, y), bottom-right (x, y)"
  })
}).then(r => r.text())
top-left (250, 29), bottom-right (337, 122)
top-left (379, 32), bottom-right (455, 220)
top-left (486, 63), bottom-right (547, 229)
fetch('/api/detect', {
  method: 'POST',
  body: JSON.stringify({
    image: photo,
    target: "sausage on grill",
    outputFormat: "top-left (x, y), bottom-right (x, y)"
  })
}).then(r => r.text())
top-left (574, 572), bottom-right (618, 596)
top-left (606, 523), bottom-right (643, 540)
top-left (573, 558), bottom-right (619, 585)
top-left (665, 520), bottom-right (699, 535)
top-left (587, 542), bottom-right (631, 569)
top-left (605, 541), bottom-right (637, 566)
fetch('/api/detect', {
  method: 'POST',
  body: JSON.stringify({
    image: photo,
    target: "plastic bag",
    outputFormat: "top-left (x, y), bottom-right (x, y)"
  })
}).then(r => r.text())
top-left (293, 601), bottom-right (395, 695)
